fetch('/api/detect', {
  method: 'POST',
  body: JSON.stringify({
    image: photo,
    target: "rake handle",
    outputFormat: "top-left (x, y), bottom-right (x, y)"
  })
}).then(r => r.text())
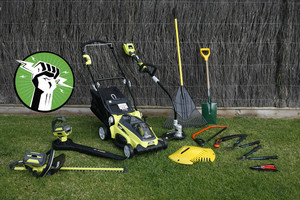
top-left (173, 8), bottom-right (184, 86)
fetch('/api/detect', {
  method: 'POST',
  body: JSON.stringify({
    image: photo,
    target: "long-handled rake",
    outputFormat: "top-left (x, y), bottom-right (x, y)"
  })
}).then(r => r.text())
top-left (164, 8), bottom-right (206, 128)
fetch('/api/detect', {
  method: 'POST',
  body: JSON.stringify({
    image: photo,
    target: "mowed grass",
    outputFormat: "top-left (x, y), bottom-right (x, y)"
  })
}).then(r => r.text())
top-left (0, 115), bottom-right (299, 199)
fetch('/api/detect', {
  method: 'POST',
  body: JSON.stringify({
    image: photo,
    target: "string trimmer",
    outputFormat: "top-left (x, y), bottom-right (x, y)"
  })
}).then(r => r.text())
top-left (9, 150), bottom-right (127, 178)
top-left (123, 43), bottom-right (184, 140)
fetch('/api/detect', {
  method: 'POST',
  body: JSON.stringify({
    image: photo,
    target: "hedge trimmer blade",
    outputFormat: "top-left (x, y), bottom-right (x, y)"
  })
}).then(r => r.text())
top-left (50, 153), bottom-right (127, 174)
top-left (59, 166), bottom-right (127, 173)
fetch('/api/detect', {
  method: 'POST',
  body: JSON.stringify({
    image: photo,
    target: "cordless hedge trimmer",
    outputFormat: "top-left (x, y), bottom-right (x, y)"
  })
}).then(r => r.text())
top-left (10, 150), bottom-right (127, 178)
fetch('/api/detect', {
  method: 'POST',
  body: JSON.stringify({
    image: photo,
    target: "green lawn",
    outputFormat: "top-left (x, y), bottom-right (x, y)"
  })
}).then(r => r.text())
top-left (0, 115), bottom-right (299, 199)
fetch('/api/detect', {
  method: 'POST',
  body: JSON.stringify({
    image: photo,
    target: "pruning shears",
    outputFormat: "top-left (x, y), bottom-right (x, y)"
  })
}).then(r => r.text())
top-left (237, 145), bottom-right (278, 161)
top-left (214, 134), bottom-right (248, 148)
top-left (250, 164), bottom-right (278, 172)
top-left (225, 140), bottom-right (261, 150)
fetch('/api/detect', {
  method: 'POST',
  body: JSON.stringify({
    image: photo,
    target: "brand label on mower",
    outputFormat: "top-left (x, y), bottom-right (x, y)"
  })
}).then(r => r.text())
top-left (118, 103), bottom-right (128, 110)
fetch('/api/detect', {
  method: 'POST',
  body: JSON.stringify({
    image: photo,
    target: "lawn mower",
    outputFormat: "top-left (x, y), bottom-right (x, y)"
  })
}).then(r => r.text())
top-left (81, 40), bottom-right (167, 158)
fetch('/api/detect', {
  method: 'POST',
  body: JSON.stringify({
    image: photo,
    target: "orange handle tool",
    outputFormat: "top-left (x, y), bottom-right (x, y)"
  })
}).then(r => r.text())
top-left (192, 125), bottom-right (227, 147)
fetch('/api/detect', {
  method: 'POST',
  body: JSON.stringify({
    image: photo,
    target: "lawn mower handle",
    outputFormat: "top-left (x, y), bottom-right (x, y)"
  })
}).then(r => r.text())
top-left (81, 40), bottom-right (112, 53)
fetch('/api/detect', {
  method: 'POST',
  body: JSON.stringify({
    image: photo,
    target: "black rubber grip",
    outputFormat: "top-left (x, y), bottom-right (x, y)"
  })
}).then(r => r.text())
top-left (52, 139), bottom-right (126, 160)
top-left (248, 156), bottom-right (278, 160)
top-left (194, 138), bottom-right (206, 147)
top-left (173, 8), bottom-right (177, 19)
top-left (244, 145), bottom-right (262, 157)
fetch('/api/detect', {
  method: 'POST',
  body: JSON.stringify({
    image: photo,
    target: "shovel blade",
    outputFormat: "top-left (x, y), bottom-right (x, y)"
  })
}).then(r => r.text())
top-left (202, 102), bottom-right (217, 124)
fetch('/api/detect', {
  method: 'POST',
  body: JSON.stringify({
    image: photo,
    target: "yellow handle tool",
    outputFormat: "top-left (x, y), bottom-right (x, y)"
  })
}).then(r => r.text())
top-left (200, 48), bottom-right (210, 61)
top-left (173, 8), bottom-right (184, 86)
top-left (200, 48), bottom-right (211, 91)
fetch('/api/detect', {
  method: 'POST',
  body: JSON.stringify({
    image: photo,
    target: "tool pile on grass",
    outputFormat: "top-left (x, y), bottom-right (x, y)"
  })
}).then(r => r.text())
top-left (168, 124), bottom-right (279, 172)
top-left (9, 7), bottom-right (279, 180)
top-left (212, 132), bottom-right (278, 171)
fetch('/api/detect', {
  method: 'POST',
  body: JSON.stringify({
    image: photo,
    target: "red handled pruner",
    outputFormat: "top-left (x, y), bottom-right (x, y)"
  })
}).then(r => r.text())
top-left (250, 164), bottom-right (278, 172)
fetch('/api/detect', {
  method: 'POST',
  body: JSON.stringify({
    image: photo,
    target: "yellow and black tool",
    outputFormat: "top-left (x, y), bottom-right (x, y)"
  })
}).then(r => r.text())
top-left (171, 8), bottom-right (205, 128)
top-left (169, 146), bottom-right (215, 165)
top-left (200, 48), bottom-right (217, 124)
top-left (9, 150), bottom-right (127, 178)
top-left (52, 116), bottom-right (72, 142)
top-left (123, 43), bottom-right (185, 140)
top-left (52, 116), bottom-right (126, 160)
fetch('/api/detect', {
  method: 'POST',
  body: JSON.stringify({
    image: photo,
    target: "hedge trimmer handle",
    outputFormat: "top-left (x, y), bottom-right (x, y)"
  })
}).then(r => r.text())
top-left (52, 116), bottom-right (67, 131)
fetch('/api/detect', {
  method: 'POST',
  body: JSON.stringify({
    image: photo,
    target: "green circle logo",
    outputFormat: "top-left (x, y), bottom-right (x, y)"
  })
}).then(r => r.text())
top-left (14, 52), bottom-right (74, 112)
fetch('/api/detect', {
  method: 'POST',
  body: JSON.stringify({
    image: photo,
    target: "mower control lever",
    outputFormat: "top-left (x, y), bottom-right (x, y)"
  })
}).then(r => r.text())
top-left (83, 54), bottom-right (92, 66)
top-left (81, 39), bottom-right (111, 53)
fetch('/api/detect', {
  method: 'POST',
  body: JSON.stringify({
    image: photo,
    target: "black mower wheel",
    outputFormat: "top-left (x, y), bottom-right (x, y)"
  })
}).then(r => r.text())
top-left (99, 126), bottom-right (110, 140)
top-left (124, 144), bottom-right (134, 159)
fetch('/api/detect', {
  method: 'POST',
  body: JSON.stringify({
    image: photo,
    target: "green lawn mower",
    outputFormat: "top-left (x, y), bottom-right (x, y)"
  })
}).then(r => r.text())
top-left (81, 40), bottom-right (167, 158)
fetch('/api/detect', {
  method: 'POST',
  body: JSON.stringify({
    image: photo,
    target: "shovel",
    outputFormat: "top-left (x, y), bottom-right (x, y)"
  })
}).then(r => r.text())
top-left (200, 48), bottom-right (217, 124)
